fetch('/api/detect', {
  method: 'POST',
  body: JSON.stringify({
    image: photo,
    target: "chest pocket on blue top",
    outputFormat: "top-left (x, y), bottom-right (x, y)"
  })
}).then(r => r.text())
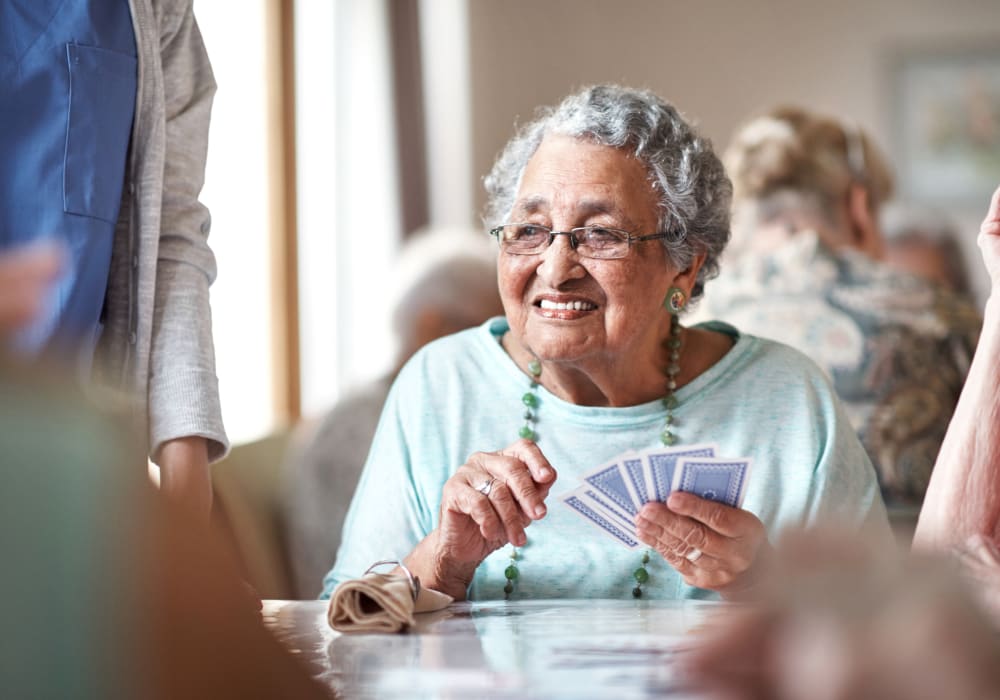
top-left (63, 42), bottom-right (137, 223)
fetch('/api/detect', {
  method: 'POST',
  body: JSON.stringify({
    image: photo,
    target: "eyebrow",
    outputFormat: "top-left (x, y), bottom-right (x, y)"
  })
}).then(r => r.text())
top-left (512, 196), bottom-right (638, 229)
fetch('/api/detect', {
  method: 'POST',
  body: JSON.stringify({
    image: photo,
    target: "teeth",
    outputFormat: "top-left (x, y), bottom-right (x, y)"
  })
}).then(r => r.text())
top-left (539, 299), bottom-right (596, 311)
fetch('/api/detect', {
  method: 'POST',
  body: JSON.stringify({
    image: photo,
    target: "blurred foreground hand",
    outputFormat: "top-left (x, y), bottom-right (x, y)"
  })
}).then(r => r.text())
top-left (682, 529), bottom-right (1000, 700)
top-left (0, 242), bottom-right (63, 334)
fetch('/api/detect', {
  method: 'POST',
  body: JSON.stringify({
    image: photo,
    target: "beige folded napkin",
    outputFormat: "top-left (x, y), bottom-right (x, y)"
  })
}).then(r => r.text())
top-left (327, 572), bottom-right (453, 633)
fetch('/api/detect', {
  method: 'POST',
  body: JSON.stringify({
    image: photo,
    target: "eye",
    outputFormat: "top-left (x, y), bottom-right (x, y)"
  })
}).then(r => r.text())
top-left (580, 226), bottom-right (625, 249)
top-left (508, 224), bottom-right (549, 243)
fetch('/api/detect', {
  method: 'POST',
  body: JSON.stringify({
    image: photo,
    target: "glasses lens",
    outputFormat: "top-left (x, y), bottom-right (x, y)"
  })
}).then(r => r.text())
top-left (575, 227), bottom-right (628, 259)
top-left (499, 224), bottom-right (551, 254)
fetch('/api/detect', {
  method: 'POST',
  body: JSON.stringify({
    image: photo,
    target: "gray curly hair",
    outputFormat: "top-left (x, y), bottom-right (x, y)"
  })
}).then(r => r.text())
top-left (483, 85), bottom-right (732, 300)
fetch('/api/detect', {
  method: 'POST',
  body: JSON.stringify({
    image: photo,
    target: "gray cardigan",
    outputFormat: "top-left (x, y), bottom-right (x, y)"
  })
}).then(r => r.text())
top-left (95, 0), bottom-right (228, 461)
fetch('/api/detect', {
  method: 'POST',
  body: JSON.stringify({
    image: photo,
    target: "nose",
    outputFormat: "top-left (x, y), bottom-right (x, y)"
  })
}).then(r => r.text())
top-left (536, 231), bottom-right (586, 285)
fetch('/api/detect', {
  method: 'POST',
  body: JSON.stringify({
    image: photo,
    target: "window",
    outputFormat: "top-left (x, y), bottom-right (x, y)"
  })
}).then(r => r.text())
top-left (197, 1), bottom-right (275, 444)
top-left (198, 0), bottom-right (404, 444)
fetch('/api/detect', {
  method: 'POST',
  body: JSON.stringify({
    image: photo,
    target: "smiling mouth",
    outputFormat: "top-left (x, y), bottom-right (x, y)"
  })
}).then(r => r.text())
top-left (537, 299), bottom-right (597, 311)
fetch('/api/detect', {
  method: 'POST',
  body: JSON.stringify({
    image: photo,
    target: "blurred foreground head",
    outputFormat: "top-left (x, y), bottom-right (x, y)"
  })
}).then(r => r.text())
top-left (725, 106), bottom-right (894, 260)
top-left (0, 363), bottom-right (330, 699)
top-left (683, 528), bottom-right (1000, 700)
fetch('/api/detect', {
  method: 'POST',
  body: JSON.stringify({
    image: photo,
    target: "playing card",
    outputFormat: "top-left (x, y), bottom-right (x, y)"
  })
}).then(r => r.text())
top-left (619, 451), bottom-right (648, 508)
top-left (582, 456), bottom-right (641, 517)
top-left (560, 493), bottom-right (642, 550)
top-left (570, 485), bottom-right (636, 532)
top-left (641, 444), bottom-right (718, 503)
top-left (670, 457), bottom-right (752, 509)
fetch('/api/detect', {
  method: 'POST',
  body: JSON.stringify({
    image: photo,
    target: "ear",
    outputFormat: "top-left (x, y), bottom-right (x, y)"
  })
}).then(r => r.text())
top-left (669, 250), bottom-right (708, 298)
top-left (847, 184), bottom-right (886, 260)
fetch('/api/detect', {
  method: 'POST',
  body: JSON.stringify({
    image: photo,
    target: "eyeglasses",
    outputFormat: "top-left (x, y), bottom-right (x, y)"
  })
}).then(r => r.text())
top-left (489, 223), bottom-right (681, 260)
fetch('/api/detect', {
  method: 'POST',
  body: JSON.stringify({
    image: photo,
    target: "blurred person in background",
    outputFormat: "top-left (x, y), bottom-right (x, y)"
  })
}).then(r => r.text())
top-left (881, 200), bottom-right (974, 297)
top-left (693, 106), bottom-right (981, 515)
top-left (0, 363), bottom-right (329, 699)
top-left (285, 225), bottom-right (504, 597)
top-left (683, 187), bottom-right (1000, 699)
top-left (0, 0), bottom-right (228, 519)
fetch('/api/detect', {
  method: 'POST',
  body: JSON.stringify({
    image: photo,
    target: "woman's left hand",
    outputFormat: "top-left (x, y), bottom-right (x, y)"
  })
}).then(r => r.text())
top-left (636, 491), bottom-right (770, 598)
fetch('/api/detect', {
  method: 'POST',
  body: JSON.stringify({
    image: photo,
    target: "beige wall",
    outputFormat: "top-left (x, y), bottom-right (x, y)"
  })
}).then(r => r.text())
top-left (466, 0), bottom-right (1000, 302)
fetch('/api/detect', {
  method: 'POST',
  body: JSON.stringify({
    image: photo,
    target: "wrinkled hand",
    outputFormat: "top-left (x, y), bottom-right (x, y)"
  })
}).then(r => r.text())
top-left (0, 242), bottom-right (63, 334)
top-left (430, 439), bottom-right (557, 592)
top-left (636, 491), bottom-right (769, 597)
top-left (980, 185), bottom-right (1000, 290)
top-left (682, 529), bottom-right (1000, 700)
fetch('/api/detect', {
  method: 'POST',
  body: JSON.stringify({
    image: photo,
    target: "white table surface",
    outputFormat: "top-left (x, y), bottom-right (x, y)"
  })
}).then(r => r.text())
top-left (263, 598), bottom-right (723, 699)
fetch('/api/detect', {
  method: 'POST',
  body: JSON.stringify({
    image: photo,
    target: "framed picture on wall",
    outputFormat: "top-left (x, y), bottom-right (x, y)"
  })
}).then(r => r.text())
top-left (891, 44), bottom-right (1000, 203)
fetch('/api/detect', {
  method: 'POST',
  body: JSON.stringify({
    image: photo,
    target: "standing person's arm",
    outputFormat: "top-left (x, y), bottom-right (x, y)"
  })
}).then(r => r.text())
top-left (913, 186), bottom-right (1000, 551)
top-left (147, 1), bottom-right (227, 519)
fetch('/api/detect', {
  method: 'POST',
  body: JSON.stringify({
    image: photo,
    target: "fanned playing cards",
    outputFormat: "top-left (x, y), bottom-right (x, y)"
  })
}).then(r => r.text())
top-left (559, 444), bottom-right (752, 548)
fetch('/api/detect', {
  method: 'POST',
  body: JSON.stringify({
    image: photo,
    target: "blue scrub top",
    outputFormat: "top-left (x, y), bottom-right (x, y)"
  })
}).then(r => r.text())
top-left (0, 0), bottom-right (137, 367)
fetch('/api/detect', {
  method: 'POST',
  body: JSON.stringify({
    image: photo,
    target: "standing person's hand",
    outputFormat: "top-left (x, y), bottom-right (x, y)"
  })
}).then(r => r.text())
top-left (980, 186), bottom-right (1000, 290)
top-left (0, 242), bottom-right (63, 335)
top-left (157, 436), bottom-right (213, 522)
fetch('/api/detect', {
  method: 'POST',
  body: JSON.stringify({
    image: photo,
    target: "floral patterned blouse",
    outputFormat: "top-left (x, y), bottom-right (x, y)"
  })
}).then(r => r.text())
top-left (694, 232), bottom-right (981, 509)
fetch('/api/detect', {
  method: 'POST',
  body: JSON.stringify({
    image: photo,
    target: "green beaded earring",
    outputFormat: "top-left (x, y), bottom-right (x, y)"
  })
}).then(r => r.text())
top-left (665, 286), bottom-right (687, 314)
top-left (660, 287), bottom-right (685, 447)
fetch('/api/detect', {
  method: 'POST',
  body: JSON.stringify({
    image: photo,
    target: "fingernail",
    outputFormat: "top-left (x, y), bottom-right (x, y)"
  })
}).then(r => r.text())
top-left (534, 504), bottom-right (547, 518)
top-left (537, 467), bottom-right (552, 480)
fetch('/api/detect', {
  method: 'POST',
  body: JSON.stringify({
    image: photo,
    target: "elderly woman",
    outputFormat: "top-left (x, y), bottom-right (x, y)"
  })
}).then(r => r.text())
top-left (692, 107), bottom-right (981, 512)
top-left (322, 86), bottom-right (890, 602)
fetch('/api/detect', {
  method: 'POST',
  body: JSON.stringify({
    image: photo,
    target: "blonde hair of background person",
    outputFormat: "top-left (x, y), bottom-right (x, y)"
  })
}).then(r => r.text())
top-left (724, 106), bottom-right (893, 260)
top-left (285, 226), bottom-right (504, 597)
top-left (694, 105), bottom-right (981, 512)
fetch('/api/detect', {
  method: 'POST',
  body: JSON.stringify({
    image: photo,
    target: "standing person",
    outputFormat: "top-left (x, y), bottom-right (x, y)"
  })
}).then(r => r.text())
top-left (694, 107), bottom-right (981, 511)
top-left (0, 0), bottom-right (228, 517)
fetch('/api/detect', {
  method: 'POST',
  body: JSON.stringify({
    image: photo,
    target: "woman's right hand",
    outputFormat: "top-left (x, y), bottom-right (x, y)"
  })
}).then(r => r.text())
top-left (407, 439), bottom-right (557, 599)
top-left (980, 185), bottom-right (1000, 290)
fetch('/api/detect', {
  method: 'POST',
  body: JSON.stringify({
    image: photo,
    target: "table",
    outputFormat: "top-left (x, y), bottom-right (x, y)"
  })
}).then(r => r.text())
top-left (263, 598), bottom-right (723, 699)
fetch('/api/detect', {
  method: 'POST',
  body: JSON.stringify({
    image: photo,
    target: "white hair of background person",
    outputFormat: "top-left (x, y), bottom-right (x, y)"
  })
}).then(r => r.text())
top-left (388, 225), bottom-right (500, 360)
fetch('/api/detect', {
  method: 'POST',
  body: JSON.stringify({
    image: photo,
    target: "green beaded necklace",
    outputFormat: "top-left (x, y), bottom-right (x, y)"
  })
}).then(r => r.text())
top-left (504, 292), bottom-right (686, 599)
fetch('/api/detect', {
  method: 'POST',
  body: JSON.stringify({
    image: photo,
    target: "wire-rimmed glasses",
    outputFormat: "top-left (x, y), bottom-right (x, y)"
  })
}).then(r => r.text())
top-left (489, 223), bottom-right (681, 260)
